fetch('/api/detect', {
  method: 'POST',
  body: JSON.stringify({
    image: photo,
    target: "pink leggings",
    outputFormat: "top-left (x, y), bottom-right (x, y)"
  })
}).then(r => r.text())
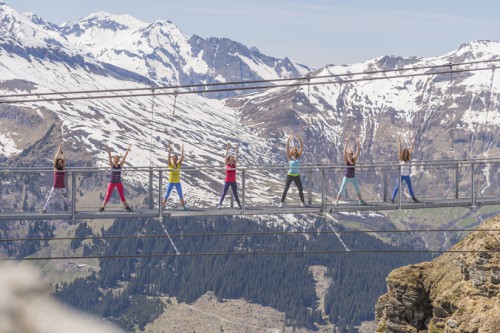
top-left (104, 182), bottom-right (126, 203)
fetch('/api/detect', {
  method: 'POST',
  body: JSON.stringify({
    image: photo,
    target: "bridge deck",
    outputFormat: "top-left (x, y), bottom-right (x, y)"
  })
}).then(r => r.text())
top-left (0, 198), bottom-right (497, 221)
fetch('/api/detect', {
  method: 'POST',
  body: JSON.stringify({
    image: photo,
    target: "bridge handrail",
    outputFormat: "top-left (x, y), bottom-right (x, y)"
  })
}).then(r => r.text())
top-left (0, 158), bottom-right (493, 173)
top-left (0, 157), bottom-right (497, 219)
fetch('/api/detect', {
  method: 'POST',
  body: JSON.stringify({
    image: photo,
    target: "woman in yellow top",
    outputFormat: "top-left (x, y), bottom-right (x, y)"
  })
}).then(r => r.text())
top-left (162, 144), bottom-right (188, 210)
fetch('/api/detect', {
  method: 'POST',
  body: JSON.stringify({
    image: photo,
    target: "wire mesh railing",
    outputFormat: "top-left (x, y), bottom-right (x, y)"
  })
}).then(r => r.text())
top-left (0, 159), bottom-right (499, 217)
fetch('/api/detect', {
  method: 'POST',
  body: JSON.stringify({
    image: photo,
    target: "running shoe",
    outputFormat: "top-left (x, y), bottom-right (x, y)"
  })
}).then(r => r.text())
top-left (99, 207), bottom-right (105, 212)
top-left (301, 202), bottom-right (309, 207)
top-left (412, 197), bottom-right (420, 203)
top-left (182, 206), bottom-right (189, 211)
top-left (278, 202), bottom-right (284, 208)
top-left (217, 205), bottom-right (222, 210)
top-left (359, 200), bottom-right (367, 206)
top-left (125, 206), bottom-right (134, 212)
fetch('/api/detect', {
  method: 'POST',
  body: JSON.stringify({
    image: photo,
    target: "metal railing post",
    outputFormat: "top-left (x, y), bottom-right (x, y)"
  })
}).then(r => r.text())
top-left (158, 170), bottom-right (163, 218)
top-left (71, 171), bottom-right (76, 220)
top-left (454, 162), bottom-right (459, 199)
top-left (471, 163), bottom-right (476, 207)
top-left (241, 169), bottom-right (246, 214)
top-left (321, 168), bottom-right (326, 212)
top-left (398, 164), bottom-right (402, 209)
top-left (383, 171), bottom-right (388, 203)
top-left (307, 169), bottom-right (313, 205)
top-left (148, 167), bottom-right (154, 209)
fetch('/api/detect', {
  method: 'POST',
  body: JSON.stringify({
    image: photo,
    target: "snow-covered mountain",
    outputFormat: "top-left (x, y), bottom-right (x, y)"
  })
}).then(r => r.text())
top-left (229, 40), bottom-right (500, 164)
top-left (57, 11), bottom-right (310, 98)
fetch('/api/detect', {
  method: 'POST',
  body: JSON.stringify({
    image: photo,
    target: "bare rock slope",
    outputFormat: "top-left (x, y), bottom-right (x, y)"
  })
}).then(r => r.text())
top-left (375, 216), bottom-right (500, 332)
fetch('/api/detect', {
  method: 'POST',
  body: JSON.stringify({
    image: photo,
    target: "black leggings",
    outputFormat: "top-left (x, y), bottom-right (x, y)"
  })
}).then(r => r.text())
top-left (281, 174), bottom-right (304, 203)
top-left (219, 182), bottom-right (241, 206)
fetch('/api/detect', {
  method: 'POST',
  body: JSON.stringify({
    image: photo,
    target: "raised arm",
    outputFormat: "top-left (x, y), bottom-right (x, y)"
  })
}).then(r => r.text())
top-left (297, 136), bottom-right (304, 158)
top-left (234, 144), bottom-right (238, 165)
top-left (354, 139), bottom-right (361, 161)
top-left (120, 144), bottom-right (131, 167)
top-left (224, 143), bottom-right (230, 165)
top-left (106, 144), bottom-right (113, 167)
top-left (53, 145), bottom-right (61, 169)
top-left (59, 147), bottom-right (66, 169)
top-left (167, 144), bottom-right (172, 166)
top-left (397, 136), bottom-right (402, 160)
top-left (286, 135), bottom-right (292, 161)
top-left (343, 138), bottom-right (349, 163)
top-left (409, 138), bottom-right (415, 159)
top-left (179, 144), bottom-right (184, 164)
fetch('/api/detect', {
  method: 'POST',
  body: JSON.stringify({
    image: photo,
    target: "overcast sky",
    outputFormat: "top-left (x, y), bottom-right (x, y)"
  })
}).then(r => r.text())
top-left (6, 0), bottom-right (500, 68)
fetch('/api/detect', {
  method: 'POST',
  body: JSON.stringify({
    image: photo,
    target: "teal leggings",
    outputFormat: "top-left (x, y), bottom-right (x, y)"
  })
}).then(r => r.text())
top-left (338, 177), bottom-right (360, 195)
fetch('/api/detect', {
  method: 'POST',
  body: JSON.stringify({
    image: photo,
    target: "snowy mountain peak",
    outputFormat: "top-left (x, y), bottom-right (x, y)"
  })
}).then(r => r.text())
top-left (77, 11), bottom-right (147, 30)
top-left (0, 3), bottom-right (67, 47)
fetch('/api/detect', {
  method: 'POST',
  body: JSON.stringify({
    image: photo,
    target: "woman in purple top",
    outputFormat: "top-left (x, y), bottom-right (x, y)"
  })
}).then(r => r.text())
top-left (42, 145), bottom-right (71, 212)
top-left (335, 138), bottom-right (366, 206)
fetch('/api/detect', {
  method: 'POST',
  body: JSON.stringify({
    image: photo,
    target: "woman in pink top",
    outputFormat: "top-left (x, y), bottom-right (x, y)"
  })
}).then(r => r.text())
top-left (42, 145), bottom-right (71, 212)
top-left (217, 143), bottom-right (242, 209)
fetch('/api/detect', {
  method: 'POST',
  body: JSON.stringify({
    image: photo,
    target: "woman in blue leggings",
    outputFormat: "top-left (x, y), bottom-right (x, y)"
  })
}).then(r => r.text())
top-left (391, 136), bottom-right (419, 203)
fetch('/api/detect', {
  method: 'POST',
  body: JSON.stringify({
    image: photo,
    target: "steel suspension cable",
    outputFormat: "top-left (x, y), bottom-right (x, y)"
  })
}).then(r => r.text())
top-left (1, 58), bottom-right (499, 99)
top-left (0, 64), bottom-right (498, 105)
top-left (4, 249), bottom-right (499, 262)
top-left (1, 228), bottom-right (498, 243)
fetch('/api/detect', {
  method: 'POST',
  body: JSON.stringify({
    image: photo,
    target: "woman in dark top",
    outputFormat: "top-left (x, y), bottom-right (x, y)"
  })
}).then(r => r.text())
top-left (335, 138), bottom-right (366, 206)
top-left (99, 144), bottom-right (132, 212)
top-left (42, 145), bottom-right (71, 212)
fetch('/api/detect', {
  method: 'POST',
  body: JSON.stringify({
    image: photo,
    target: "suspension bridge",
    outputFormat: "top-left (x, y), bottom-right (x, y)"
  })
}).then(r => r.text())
top-left (0, 158), bottom-right (498, 221)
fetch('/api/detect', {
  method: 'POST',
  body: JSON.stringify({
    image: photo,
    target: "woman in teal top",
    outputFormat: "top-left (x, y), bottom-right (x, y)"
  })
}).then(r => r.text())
top-left (279, 135), bottom-right (306, 207)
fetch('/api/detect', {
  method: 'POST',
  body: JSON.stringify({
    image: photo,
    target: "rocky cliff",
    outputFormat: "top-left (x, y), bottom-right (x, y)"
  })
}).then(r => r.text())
top-left (375, 216), bottom-right (500, 333)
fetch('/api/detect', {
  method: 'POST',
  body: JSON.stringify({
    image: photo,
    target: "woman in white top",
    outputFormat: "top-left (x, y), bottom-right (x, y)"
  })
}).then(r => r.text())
top-left (391, 136), bottom-right (419, 203)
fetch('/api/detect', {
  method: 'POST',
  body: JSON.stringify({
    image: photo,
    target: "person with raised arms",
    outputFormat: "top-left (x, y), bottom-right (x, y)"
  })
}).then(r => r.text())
top-left (279, 135), bottom-right (307, 208)
top-left (42, 144), bottom-right (71, 212)
top-left (99, 144), bottom-right (133, 212)
top-left (391, 136), bottom-right (419, 203)
top-left (162, 144), bottom-right (188, 210)
top-left (217, 143), bottom-right (242, 209)
top-left (335, 138), bottom-right (366, 206)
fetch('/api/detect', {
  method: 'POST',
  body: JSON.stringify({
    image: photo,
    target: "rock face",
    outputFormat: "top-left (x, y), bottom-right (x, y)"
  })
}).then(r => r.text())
top-left (0, 262), bottom-right (122, 333)
top-left (375, 216), bottom-right (500, 333)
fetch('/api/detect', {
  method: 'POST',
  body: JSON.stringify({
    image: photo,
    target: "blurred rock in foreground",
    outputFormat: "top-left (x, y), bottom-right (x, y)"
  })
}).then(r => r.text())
top-left (0, 261), bottom-right (122, 333)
